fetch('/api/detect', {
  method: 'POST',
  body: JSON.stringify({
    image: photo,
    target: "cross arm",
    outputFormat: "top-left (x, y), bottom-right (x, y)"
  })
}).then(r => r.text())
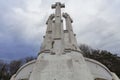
top-left (51, 2), bottom-right (65, 9)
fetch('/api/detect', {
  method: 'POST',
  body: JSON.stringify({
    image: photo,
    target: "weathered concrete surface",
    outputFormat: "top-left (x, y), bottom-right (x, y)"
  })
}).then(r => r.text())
top-left (29, 52), bottom-right (94, 80)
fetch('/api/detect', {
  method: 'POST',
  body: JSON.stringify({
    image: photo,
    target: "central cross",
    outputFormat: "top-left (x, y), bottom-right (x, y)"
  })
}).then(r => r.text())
top-left (51, 2), bottom-right (65, 39)
top-left (52, 2), bottom-right (65, 18)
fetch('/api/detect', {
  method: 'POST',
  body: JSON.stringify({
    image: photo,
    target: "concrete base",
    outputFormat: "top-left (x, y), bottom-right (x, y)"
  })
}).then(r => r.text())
top-left (29, 51), bottom-right (94, 80)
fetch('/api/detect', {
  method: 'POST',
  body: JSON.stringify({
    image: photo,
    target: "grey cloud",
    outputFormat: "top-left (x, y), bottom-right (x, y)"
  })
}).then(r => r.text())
top-left (0, 0), bottom-right (120, 61)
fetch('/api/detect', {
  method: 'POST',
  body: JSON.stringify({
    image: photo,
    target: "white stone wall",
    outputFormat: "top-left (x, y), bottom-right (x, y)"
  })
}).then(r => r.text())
top-left (111, 72), bottom-right (120, 80)
top-left (15, 60), bottom-right (36, 80)
top-left (11, 54), bottom-right (120, 80)
top-left (85, 58), bottom-right (113, 80)
top-left (29, 52), bottom-right (94, 80)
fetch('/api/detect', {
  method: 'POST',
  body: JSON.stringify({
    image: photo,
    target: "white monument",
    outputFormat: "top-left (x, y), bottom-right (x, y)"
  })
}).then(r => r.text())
top-left (10, 2), bottom-right (120, 80)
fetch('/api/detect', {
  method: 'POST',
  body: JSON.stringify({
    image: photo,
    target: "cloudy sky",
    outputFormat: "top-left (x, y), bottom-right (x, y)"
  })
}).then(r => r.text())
top-left (0, 0), bottom-right (120, 61)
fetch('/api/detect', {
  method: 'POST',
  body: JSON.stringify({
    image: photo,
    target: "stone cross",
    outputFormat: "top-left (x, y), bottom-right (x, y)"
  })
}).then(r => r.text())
top-left (46, 14), bottom-right (55, 33)
top-left (63, 13), bottom-right (78, 50)
top-left (51, 2), bottom-right (65, 39)
top-left (63, 13), bottom-right (73, 31)
top-left (52, 2), bottom-right (65, 18)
